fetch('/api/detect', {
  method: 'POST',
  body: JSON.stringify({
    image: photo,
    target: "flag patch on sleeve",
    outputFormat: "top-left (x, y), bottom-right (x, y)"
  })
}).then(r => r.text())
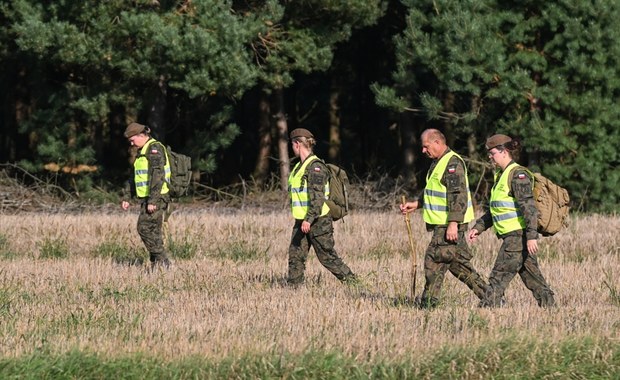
top-left (518, 173), bottom-right (526, 179)
top-left (151, 149), bottom-right (159, 154)
top-left (313, 167), bottom-right (321, 172)
top-left (448, 166), bottom-right (456, 174)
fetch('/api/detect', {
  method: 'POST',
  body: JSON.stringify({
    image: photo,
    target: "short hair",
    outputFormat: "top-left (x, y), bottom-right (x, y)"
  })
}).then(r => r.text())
top-left (421, 128), bottom-right (446, 144)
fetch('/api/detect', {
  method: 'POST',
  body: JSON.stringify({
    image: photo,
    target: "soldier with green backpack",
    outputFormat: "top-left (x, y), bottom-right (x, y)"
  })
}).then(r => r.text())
top-left (286, 128), bottom-right (357, 286)
top-left (121, 122), bottom-right (191, 271)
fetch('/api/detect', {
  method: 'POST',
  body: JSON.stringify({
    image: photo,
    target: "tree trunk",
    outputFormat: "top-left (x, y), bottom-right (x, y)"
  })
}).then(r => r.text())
top-left (443, 91), bottom-right (455, 147)
top-left (400, 111), bottom-right (418, 189)
top-left (148, 75), bottom-right (167, 141)
top-left (252, 90), bottom-right (272, 187)
top-left (328, 86), bottom-right (341, 163)
top-left (467, 95), bottom-right (480, 159)
top-left (273, 89), bottom-right (290, 192)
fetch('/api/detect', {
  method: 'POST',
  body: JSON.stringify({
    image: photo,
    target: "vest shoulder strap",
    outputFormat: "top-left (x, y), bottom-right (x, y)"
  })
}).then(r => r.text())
top-left (138, 139), bottom-right (167, 159)
top-left (505, 164), bottom-right (533, 193)
top-left (300, 156), bottom-right (324, 183)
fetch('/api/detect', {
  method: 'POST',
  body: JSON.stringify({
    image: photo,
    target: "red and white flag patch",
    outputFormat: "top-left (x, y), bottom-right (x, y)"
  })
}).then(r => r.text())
top-left (151, 149), bottom-right (159, 154)
top-left (448, 167), bottom-right (456, 174)
top-left (313, 167), bottom-right (321, 172)
top-left (518, 173), bottom-right (526, 179)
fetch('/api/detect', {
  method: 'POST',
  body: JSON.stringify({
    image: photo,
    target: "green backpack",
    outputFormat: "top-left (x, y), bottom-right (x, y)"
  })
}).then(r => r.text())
top-left (324, 163), bottom-right (350, 221)
top-left (165, 145), bottom-right (192, 198)
top-left (303, 159), bottom-right (350, 221)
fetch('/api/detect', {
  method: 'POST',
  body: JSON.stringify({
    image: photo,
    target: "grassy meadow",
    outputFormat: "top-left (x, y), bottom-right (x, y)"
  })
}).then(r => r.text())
top-left (0, 207), bottom-right (618, 378)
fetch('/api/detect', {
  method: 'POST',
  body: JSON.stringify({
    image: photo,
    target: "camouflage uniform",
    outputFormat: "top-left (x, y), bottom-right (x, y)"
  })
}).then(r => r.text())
top-left (417, 149), bottom-right (489, 308)
top-left (472, 162), bottom-right (555, 307)
top-left (287, 157), bottom-right (356, 285)
top-left (134, 140), bottom-right (171, 268)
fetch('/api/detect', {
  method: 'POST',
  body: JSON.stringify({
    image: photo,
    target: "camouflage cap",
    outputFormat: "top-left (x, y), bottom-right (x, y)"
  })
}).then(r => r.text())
top-left (485, 134), bottom-right (512, 150)
top-left (124, 122), bottom-right (146, 138)
top-left (289, 128), bottom-right (314, 140)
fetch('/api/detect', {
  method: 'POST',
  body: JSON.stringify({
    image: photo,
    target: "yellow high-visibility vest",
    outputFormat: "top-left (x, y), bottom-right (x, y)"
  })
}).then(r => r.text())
top-left (422, 151), bottom-right (474, 225)
top-left (134, 139), bottom-right (170, 198)
top-left (288, 156), bottom-right (330, 220)
top-left (490, 162), bottom-right (532, 235)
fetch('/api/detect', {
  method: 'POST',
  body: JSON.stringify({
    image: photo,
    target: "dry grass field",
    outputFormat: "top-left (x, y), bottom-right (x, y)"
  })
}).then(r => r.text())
top-left (0, 207), bottom-right (618, 376)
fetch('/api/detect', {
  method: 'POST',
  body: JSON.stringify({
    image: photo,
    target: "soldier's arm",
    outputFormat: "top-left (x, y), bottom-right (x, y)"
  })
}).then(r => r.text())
top-left (472, 210), bottom-right (493, 233)
top-left (305, 160), bottom-right (328, 225)
top-left (443, 156), bottom-right (468, 223)
top-left (121, 179), bottom-right (135, 201)
top-left (147, 142), bottom-right (167, 204)
top-left (510, 169), bottom-right (539, 240)
top-left (411, 189), bottom-right (424, 208)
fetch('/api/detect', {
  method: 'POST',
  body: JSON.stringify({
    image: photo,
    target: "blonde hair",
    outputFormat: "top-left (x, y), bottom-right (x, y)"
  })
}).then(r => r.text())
top-left (295, 136), bottom-right (316, 150)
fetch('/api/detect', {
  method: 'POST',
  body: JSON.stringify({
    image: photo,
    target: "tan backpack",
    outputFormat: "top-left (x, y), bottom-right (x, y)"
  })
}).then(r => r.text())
top-left (532, 172), bottom-right (570, 236)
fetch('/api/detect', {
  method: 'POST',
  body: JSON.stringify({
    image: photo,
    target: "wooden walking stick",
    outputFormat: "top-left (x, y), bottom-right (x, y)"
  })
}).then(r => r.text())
top-left (401, 196), bottom-right (417, 301)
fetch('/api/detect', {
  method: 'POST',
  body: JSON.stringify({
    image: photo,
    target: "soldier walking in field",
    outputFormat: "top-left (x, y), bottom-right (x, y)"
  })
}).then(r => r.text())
top-left (400, 129), bottom-right (488, 308)
top-left (468, 134), bottom-right (555, 307)
top-left (286, 128), bottom-right (357, 286)
top-left (121, 122), bottom-right (172, 270)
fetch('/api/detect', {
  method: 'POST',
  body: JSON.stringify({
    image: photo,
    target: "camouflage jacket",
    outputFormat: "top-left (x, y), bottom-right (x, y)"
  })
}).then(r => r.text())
top-left (415, 148), bottom-right (470, 226)
top-left (303, 155), bottom-right (329, 225)
top-left (123, 139), bottom-right (170, 204)
top-left (473, 161), bottom-right (538, 240)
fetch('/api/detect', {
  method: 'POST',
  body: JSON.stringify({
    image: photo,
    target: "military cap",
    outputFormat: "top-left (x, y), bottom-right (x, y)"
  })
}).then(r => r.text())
top-left (485, 134), bottom-right (512, 150)
top-left (124, 122), bottom-right (146, 138)
top-left (289, 128), bottom-right (314, 140)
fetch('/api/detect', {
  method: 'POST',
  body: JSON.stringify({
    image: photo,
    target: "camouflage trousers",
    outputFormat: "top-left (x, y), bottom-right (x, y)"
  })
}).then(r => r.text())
top-left (481, 233), bottom-right (555, 308)
top-left (287, 216), bottom-right (355, 285)
top-left (419, 226), bottom-right (488, 308)
top-left (137, 199), bottom-right (171, 266)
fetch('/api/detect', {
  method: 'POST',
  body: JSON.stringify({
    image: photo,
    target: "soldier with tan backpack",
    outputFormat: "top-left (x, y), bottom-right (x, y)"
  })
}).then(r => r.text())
top-left (468, 134), bottom-right (560, 308)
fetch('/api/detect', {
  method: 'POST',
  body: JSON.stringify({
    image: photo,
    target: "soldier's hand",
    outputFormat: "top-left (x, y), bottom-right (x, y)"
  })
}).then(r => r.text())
top-left (301, 221), bottom-right (311, 234)
top-left (527, 239), bottom-right (538, 255)
top-left (147, 203), bottom-right (157, 214)
top-left (399, 201), bottom-right (418, 214)
top-left (446, 222), bottom-right (458, 242)
top-left (121, 201), bottom-right (130, 211)
top-left (467, 229), bottom-right (479, 243)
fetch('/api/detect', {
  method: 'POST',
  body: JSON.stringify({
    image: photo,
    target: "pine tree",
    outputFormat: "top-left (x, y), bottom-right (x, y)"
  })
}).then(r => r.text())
top-left (373, 0), bottom-right (620, 211)
top-left (2, 0), bottom-right (266, 191)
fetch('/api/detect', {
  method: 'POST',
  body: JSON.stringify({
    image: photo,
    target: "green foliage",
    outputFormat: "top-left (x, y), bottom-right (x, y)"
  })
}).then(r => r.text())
top-left (364, 240), bottom-right (394, 260)
top-left (253, 0), bottom-right (386, 89)
top-left (0, 234), bottom-right (18, 260)
top-left (91, 240), bottom-right (146, 266)
top-left (374, 0), bottom-right (620, 212)
top-left (0, 279), bottom-right (17, 318)
top-left (168, 236), bottom-right (198, 260)
top-left (0, 336), bottom-right (617, 379)
top-left (190, 106), bottom-right (241, 173)
top-left (2, 0), bottom-right (269, 191)
top-left (210, 240), bottom-right (268, 262)
top-left (2, 0), bottom-right (618, 212)
top-left (37, 236), bottom-right (70, 259)
top-left (602, 269), bottom-right (620, 307)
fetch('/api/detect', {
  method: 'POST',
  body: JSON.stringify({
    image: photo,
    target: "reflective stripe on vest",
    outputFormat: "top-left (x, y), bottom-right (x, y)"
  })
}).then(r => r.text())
top-left (422, 151), bottom-right (474, 225)
top-left (490, 162), bottom-right (531, 234)
top-left (288, 156), bottom-right (330, 220)
top-left (134, 139), bottom-right (171, 198)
